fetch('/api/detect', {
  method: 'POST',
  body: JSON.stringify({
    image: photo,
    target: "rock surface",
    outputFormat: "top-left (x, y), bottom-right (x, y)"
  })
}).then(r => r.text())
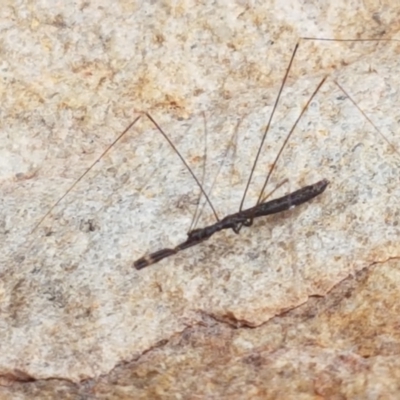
top-left (1, 1), bottom-right (400, 397)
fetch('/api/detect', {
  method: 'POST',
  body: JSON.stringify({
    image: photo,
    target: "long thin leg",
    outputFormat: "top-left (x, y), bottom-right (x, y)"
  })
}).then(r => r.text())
top-left (334, 80), bottom-right (400, 158)
top-left (233, 75), bottom-right (326, 234)
top-left (239, 43), bottom-right (300, 211)
top-left (189, 112), bottom-right (210, 232)
top-left (31, 115), bottom-right (142, 233)
top-left (256, 76), bottom-right (327, 205)
top-left (192, 116), bottom-right (242, 230)
top-left (302, 37), bottom-right (400, 42)
top-left (145, 113), bottom-right (220, 222)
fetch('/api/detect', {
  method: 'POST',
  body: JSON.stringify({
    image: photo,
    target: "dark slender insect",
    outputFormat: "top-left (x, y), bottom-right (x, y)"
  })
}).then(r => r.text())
top-left (39, 39), bottom-right (380, 269)
top-left (134, 179), bottom-right (328, 269)
top-left (133, 43), bottom-right (329, 269)
top-left (31, 37), bottom-right (399, 271)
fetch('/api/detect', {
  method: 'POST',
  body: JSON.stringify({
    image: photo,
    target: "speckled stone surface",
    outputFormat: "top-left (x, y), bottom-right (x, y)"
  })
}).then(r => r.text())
top-left (2, 0), bottom-right (400, 397)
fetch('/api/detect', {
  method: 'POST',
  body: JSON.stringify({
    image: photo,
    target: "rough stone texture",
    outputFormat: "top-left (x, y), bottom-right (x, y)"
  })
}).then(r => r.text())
top-left (1, 0), bottom-right (400, 397)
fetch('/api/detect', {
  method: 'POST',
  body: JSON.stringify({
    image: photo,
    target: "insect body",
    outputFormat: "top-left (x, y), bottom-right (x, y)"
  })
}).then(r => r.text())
top-left (33, 40), bottom-right (350, 271)
top-left (134, 179), bottom-right (329, 269)
top-left (132, 44), bottom-right (329, 269)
